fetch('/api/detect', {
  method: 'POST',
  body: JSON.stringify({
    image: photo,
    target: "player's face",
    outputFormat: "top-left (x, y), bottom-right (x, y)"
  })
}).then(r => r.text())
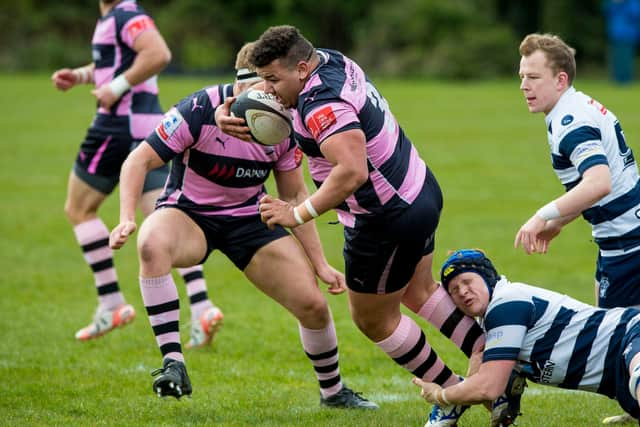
top-left (447, 272), bottom-right (490, 317)
top-left (257, 59), bottom-right (306, 109)
top-left (518, 50), bottom-right (565, 115)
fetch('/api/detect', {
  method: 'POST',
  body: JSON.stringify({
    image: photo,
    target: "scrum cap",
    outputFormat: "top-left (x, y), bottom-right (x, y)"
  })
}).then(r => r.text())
top-left (440, 249), bottom-right (499, 294)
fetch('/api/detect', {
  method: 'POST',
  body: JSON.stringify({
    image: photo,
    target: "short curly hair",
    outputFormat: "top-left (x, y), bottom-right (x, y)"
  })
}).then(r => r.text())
top-left (251, 25), bottom-right (315, 69)
top-left (519, 33), bottom-right (576, 85)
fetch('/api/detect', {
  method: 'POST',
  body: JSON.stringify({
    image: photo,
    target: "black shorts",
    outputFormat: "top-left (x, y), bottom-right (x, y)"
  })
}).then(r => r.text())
top-left (344, 168), bottom-right (443, 294)
top-left (163, 206), bottom-right (290, 270)
top-left (73, 114), bottom-right (168, 194)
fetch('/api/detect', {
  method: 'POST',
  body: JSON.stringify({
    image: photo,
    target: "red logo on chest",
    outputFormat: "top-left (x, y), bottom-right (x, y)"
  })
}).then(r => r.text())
top-left (306, 106), bottom-right (337, 140)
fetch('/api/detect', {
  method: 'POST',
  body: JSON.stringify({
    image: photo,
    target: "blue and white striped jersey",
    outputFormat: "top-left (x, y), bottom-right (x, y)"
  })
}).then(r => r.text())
top-left (482, 277), bottom-right (640, 397)
top-left (545, 87), bottom-right (640, 255)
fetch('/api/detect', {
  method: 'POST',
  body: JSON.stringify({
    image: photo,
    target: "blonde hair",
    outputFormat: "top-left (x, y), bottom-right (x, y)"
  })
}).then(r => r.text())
top-left (235, 42), bottom-right (256, 71)
top-left (519, 33), bottom-right (576, 84)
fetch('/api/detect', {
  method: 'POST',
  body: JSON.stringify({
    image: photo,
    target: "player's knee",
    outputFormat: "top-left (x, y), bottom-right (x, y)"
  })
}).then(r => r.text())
top-left (137, 229), bottom-right (170, 266)
top-left (63, 199), bottom-right (92, 225)
top-left (295, 296), bottom-right (330, 325)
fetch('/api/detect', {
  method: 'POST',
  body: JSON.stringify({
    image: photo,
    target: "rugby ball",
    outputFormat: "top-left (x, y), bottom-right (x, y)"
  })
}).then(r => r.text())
top-left (230, 89), bottom-right (292, 146)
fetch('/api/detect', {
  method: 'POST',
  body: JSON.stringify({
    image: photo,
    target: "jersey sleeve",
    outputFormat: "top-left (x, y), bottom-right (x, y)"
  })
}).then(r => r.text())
top-left (146, 94), bottom-right (204, 162)
top-left (302, 99), bottom-right (361, 144)
top-left (120, 14), bottom-right (157, 48)
top-left (482, 298), bottom-right (535, 362)
top-left (273, 139), bottom-right (302, 172)
top-left (558, 122), bottom-right (609, 175)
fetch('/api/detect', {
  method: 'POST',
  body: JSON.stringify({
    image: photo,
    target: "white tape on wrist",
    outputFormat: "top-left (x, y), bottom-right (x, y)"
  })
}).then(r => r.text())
top-left (293, 206), bottom-right (305, 225)
top-left (441, 388), bottom-right (450, 405)
top-left (536, 201), bottom-right (561, 221)
top-left (108, 74), bottom-right (132, 97)
top-left (304, 198), bottom-right (319, 218)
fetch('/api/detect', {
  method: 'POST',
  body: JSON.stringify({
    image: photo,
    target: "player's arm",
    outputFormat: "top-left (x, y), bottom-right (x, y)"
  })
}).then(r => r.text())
top-left (270, 167), bottom-right (346, 294)
top-left (93, 22), bottom-right (171, 109)
top-left (414, 359), bottom-right (515, 405)
top-left (515, 164), bottom-right (611, 254)
top-left (51, 63), bottom-right (95, 91)
top-left (109, 142), bottom-right (165, 249)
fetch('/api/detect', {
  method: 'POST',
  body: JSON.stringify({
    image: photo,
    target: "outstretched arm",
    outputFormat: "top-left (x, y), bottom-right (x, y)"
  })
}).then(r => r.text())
top-left (109, 142), bottom-right (165, 249)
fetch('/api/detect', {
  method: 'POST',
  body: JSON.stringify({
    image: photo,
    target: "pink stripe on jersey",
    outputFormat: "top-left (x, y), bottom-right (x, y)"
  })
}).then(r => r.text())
top-left (180, 168), bottom-right (263, 212)
top-left (130, 112), bottom-right (163, 139)
top-left (88, 136), bottom-right (112, 174)
top-left (396, 145), bottom-right (426, 204)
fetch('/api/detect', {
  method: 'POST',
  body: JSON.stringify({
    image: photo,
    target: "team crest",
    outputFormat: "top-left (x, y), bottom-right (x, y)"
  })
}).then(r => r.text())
top-left (561, 115), bottom-right (574, 126)
top-left (598, 276), bottom-right (610, 299)
top-left (156, 109), bottom-right (184, 142)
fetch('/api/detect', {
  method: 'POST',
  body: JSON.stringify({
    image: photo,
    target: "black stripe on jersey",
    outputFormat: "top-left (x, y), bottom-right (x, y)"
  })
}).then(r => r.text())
top-left (146, 135), bottom-right (178, 163)
top-left (188, 291), bottom-right (208, 305)
top-left (96, 282), bottom-right (119, 296)
top-left (551, 153), bottom-right (573, 170)
top-left (146, 300), bottom-right (180, 316)
top-left (131, 92), bottom-right (163, 114)
top-left (91, 259), bottom-right (114, 273)
top-left (583, 179), bottom-right (640, 225)
top-left (81, 238), bottom-right (109, 252)
top-left (559, 310), bottom-right (605, 389)
top-left (486, 300), bottom-right (535, 329)
top-left (305, 347), bottom-right (338, 361)
top-left (532, 297), bottom-right (550, 325)
top-left (374, 127), bottom-right (413, 190)
top-left (530, 306), bottom-right (577, 364)
top-left (558, 126), bottom-right (602, 158)
top-left (576, 155), bottom-right (608, 175)
top-left (187, 149), bottom-right (274, 188)
top-left (92, 44), bottom-right (115, 69)
top-left (596, 225), bottom-right (640, 250)
top-left (294, 132), bottom-right (324, 157)
top-left (598, 309), bottom-right (639, 397)
top-left (358, 94), bottom-right (386, 140)
top-left (153, 321), bottom-right (180, 336)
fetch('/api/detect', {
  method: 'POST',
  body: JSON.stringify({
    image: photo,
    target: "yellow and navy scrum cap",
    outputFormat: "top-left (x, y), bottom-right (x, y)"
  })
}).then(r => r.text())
top-left (440, 249), bottom-right (499, 294)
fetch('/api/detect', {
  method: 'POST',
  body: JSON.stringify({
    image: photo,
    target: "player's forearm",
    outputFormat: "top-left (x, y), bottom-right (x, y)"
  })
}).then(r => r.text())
top-left (123, 44), bottom-right (171, 87)
top-left (303, 163), bottom-right (366, 218)
top-left (291, 221), bottom-right (330, 272)
top-left (119, 153), bottom-right (152, 222)
top-left (73, 63), bottom-right (95, 84)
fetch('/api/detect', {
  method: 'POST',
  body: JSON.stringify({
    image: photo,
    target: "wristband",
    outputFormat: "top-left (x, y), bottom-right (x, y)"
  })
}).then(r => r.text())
top-left (293, 206), bottom-right (305, 225)
top-left (441, 388), bottom-right (450, 405)
top-left (304, 198), bottom-right (319, 218)
top-left (73, 67), bottom-right (91, 84)
top-left (108, 74), bottom-right (132, 97)
top-left (536, 201), bottom-right (561, 221)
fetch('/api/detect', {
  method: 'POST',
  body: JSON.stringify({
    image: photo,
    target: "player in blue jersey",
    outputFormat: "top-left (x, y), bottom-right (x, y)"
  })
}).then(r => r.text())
top-left (213, 25), bottom-right (522, 427)
top-left (514, 33), bottom-right (640, 310)
top-left (51, 0), bottom-right (221, 347)
top-left (413, 249), bottom-right (640, 425)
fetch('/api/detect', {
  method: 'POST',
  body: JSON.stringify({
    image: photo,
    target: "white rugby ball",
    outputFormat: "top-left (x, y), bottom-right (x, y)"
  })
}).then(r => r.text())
top-left (230, 89), bottom-right (292, 146)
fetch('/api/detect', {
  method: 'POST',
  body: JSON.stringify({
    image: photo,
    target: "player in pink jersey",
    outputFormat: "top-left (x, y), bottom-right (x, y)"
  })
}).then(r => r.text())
top-left (51, 0), bottom-right (221, 347)
top-left (108, 43), bottom-right (377, 408)
top-left (215, 26), bottom-right (523, 426)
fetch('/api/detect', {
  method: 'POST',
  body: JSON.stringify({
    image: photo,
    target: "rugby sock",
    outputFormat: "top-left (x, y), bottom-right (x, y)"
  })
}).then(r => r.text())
top-left (376, 314), bottom-right (460, 387)
top-left (416, 283), bottom-right (485, 356)
top-left (140, 274), bottom-right (184, 363)
top-left (178, 265), bottom-right (213, 323)
top-left (299, 319), bottom-right (343, 398)
top-left (73, 218), bottom-right (124, 311)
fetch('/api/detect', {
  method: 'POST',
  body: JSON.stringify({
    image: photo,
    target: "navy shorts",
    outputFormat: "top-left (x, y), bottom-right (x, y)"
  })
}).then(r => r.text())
top-left (616, 319), bottom-right (640, 418)
top-left (343, 168), bottom-right (443, 294)
top-left (596, 248), bottom-right (640, 308)
top-left (163, 206), bottom-right (290, 270)
top-left (74, 114), bottom-right (168, 194)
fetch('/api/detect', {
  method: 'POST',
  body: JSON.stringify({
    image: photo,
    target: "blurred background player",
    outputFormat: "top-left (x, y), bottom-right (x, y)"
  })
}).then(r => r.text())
top-left (215, 25), bottom-right (493, 426)
top-left (515, 33), bottom-right (640, 310)
top-left (109, 42), bottom-right (378, 409)
top-left (603, 0), bottom-right (640, 85)
top-left (51, 0), bottom-right (221, 347)
top-left (414, 249), bottom-right (640, 425)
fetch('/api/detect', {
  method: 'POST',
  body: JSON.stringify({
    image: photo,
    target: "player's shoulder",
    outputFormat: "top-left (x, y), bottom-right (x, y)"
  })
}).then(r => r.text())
top-left (550, 95), bottom-right (595, 141)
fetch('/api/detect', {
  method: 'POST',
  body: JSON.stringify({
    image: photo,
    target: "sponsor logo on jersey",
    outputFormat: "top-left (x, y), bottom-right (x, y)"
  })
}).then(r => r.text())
top-left (207, 164), bottom-right (236, 179)
top-left (588, 98), bottom-right (608, 115)
top-left (539, 360), bottom-right (556, 384)
top-left (561, 114), bottom-right (574, 126)
top-left (156, 110), bottom-right (183, 142)
top-left (306, 106), bottom-right (337, 140)
top-left (126, 16), bottom-right (155, 42)
top-left (206, 164), bottom-right (269, 180)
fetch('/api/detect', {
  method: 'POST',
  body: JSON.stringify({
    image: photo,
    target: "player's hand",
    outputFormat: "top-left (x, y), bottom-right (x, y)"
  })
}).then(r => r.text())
top-left (535, 220), bottom-right (563, 254)
top-left (514, 214), bottom-right (547, 255)
top-left (109, 220), bottom-right (137, 249)
top-left (51, 68), bottom-right (77, 91)
top-left (412, 378), bottom-right (443, 404)
top-left (92, 84), bottom-right (119, 110)
top-left (315, 264), bottom-right (347, 295)
top-left (215, 96), bottom-right (252, 141)
top-left (259, 195), bottom-right (298, 229)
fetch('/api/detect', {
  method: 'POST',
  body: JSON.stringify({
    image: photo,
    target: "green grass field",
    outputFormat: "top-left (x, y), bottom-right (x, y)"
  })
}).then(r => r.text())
top-left (1, 74), bottom-right (639, 426)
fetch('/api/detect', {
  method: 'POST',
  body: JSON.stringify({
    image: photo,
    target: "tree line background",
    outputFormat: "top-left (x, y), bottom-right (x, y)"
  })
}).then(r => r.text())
top-left (0, 0), bottom-right (608, 79)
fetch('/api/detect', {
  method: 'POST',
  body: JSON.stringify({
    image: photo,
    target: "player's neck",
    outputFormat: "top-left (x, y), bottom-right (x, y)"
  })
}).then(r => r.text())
top-left (100, 0), bottom-right (124, 16)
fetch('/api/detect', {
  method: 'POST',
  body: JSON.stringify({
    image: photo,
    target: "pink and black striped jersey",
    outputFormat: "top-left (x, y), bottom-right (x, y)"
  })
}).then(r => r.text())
top-left (292, 49), bottom-right (427, 228)
top-left (91, 0), bottom-right (163, 138)
top-left (146, 84), bottom-right (300, 216)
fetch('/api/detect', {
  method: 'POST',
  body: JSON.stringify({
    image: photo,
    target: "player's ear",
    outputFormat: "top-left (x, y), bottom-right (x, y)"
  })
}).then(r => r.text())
top-left (556, 71), bottom-right (569, 89)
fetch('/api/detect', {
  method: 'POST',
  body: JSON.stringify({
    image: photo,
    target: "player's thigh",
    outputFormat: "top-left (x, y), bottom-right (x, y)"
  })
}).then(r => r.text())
top-left (137, 207), bottom-right (207, 268)
top-left (244, 235), bottom-right (328, 315)
top-left (64, 170), bottom-right (108, 221)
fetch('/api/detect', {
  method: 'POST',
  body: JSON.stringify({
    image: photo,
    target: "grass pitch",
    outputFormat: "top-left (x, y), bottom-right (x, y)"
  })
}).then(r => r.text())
top-left (1, 74), bottom-right (639, 426)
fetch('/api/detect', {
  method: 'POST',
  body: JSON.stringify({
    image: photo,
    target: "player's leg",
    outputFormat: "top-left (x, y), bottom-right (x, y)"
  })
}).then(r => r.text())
top-left (137, 207), bottom-right (207, 398)
top-left (241, 230), bottom-right (376, 408)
